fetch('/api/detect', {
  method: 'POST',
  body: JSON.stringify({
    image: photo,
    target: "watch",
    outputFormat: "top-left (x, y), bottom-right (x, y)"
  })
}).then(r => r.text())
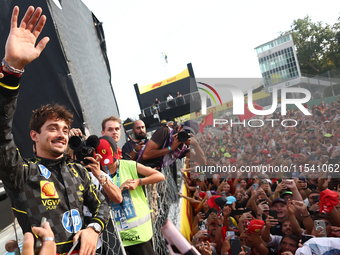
top-left (98, 174), bottom-right (106, 180)
top-left (87, 223), bottom-right (102, 234)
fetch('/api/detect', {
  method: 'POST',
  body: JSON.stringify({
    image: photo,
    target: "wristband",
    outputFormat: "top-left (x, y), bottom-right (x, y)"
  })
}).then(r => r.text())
top-left (168, 146), bottom-right (172, 152)
top-left (301, 212), bottom-right (310, 218)
top-left (1, 58), bottom-right (24, 75)
top-left (139, 178), bottom-right (143, 186)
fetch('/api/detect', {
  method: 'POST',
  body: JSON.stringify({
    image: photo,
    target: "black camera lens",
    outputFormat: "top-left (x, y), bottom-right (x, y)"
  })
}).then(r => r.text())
top-left (69, 136), bottom-right (84, 151)
top-left (177, 131), bottom-right (189, 143)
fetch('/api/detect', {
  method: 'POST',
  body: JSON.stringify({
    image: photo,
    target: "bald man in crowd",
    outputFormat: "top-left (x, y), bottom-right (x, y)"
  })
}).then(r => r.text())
top-left (122, 120), bottom-right (148, 161)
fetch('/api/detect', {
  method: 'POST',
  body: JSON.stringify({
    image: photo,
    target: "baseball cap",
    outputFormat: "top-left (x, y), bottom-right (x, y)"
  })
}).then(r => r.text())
top-left (226, 196), bottom-right (236, 204)
top-left (247, 220), bottom-right (265, 234)
top-left (199, 192), bottom-right (207, 199)
top-left (182, 120), bottom-right (199, 135)
top-left (96, 136), bottom-right (118, 166)
top-left (262, 150), bottom-right (269, 155)
top-left (280, 191), bottom-right (293, 198)
top-left (224, 152), bottom-right (231, 158)
top-left (271, 198), bottom-right (287, 206)
top-left (324, 133), bottom-right (332, 137)
top-left (229, 158), bottom-right (236, 163)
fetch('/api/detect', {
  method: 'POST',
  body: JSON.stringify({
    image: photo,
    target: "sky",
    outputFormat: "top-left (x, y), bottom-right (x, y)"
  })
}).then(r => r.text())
top-left (77, 0), bottom-right (340, 121)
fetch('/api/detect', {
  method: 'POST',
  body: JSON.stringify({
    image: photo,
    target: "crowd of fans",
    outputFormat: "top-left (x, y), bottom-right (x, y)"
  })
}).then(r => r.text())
top-left (179, 97), bottom-right (340, 255)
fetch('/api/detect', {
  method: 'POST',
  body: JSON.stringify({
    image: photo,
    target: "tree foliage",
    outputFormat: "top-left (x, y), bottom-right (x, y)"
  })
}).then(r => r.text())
top-left (281, 15), bottom-right (340, 76)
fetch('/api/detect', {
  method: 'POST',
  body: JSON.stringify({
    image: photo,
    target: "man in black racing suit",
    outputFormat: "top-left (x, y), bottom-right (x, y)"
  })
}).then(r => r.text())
top-left (0, 6), bottom-right (110, 255)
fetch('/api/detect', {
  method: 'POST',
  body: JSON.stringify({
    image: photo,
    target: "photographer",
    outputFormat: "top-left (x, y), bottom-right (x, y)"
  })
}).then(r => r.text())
top-left (138, 120), bottom-right (205, 168)
top-left (122, 120), bottom-right (148, 161)
top-left (0, 6), bottom-right (110, 255)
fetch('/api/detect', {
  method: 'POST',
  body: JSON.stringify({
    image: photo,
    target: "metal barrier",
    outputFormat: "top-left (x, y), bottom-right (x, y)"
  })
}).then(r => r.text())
top-left (145, 161), bottom-right (182, 255)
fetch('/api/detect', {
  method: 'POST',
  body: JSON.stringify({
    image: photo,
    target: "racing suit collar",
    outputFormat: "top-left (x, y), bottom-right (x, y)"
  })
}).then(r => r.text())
top-left (33, 154), bottom-right (66, 166)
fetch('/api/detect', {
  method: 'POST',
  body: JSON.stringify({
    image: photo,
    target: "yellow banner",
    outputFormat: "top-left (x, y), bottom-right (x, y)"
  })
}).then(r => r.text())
top-left (138, 68), bottom-right (190, 94)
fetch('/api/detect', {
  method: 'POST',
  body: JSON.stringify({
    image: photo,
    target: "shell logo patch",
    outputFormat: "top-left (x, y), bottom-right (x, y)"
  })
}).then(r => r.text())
top-left (40, 181), bottom-right (59, 199)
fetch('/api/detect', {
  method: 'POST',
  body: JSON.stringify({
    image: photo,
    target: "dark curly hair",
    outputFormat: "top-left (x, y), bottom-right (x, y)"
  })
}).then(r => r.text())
top-left (29, 103), bottom-right (73, 133)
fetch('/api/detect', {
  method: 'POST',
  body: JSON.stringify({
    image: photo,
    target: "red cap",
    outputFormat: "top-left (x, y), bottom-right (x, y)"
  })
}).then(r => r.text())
top-left (246, 134), bottom-right (252, 138)
top-left (247, 220), bottom-right (265, 234)
top-left (97, 136), bottom-right (118, 166)
top-left (253, 160), bottom-right (260, 164)
top-left (232, 149), bottom-right (237, 152)
top-left (229, 158), bottom-right (236, 163)
top-left (262, 150), bottom-right (269, 155)
top-left (291, 154), bottom-right (300, 158)
top-left (199, 192), bottom-right (207, 199)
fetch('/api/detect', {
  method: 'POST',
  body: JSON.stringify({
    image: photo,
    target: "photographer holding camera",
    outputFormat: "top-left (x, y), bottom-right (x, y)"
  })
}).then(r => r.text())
top-left (122, 120), bottom-right (148, 161)
top-left (137, 120), bottom-right (205, 169)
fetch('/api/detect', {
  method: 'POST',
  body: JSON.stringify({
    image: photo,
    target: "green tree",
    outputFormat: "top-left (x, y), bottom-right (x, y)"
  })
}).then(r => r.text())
top-left (281, 15), bottom-right (340, 76)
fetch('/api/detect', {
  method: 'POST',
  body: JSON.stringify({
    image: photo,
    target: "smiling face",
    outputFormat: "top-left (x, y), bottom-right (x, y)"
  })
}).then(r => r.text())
top-left (222, 184), bottom-right (230, 193)
top-left (271, 202), bottom-right (288, 221)
top-left (282, 220), bottom-right (293, 235)
top-left (30, 118), bottom-right (69, 159)
top-left (240, 179), bottom-right (248, 189)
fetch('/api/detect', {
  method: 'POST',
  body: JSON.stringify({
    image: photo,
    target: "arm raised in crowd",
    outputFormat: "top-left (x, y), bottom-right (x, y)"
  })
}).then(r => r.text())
top-left (291, 200), bottom-right (314, 235)
top-left (287, 200), bottom-right (304, 238)
top-left (0, 6), bottom-right (49, 189)
top-left (262, 216), bottom-right (278, 243)
top-left (142, 134), bottom-right (181, 160)
top-left (4, 6), bottom-right (49, 71)
top-left (185, 136), bottom-right (206, 166)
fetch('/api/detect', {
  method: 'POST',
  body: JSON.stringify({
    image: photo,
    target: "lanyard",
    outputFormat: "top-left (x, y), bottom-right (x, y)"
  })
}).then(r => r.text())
top-left (105, 160), bottom-right (120, 187)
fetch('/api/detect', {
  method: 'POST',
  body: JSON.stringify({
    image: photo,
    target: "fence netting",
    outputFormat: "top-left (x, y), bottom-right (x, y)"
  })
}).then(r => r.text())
top-left (96, 159), bottom-right (183, 255)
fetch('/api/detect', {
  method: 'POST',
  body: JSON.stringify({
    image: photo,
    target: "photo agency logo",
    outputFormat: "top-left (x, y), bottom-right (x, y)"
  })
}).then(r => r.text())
top-left (197, 81), bottom-right (312, 128)
top-left (197, 82), bottom-right (223, 114)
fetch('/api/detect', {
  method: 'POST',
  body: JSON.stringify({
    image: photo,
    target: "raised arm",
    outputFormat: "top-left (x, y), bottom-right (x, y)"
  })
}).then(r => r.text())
top-left (4, 6), bottom-right (49, 71)
top-left (0, 6), bottom-right (49, 190)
